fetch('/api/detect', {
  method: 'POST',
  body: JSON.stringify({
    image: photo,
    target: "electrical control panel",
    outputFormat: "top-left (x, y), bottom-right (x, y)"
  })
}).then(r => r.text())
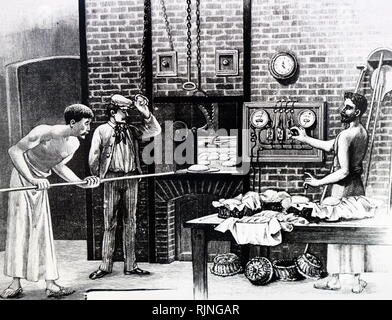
top-left (243, 101), bottom-right (326, 162)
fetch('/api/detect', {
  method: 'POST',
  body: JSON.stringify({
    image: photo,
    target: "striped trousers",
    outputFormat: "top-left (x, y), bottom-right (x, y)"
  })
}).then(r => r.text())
top-left (99, 172), bottom-right (139, 273)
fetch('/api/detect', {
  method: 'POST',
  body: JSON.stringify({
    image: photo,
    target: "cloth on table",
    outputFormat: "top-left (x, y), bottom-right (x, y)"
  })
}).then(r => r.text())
top-left (310, 196), bottom-right (378, 222)
top-left (212, 191), bottom-right (262, 213)
top-left (214, 210), bottom-right (308, 246)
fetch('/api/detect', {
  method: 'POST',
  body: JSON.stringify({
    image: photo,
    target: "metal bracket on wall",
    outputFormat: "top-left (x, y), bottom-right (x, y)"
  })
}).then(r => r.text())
top-left (156, 51), bottom-right (178, 77)
top-left (215, 49), bottom-right (239, 76)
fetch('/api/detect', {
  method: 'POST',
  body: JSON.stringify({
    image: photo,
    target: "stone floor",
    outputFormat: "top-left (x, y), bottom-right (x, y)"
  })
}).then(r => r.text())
top-left (0, 240), bottom-right (392, 300)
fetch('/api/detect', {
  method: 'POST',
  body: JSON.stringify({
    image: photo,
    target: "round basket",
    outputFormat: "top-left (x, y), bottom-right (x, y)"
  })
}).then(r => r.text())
top-left (210, 253), bottom-right (243, 277)
top-left (261, 201), bottom-right (283, 212)
top-left (286, 206), bottom-right (313, 220)
top-left (272, 259), bottom-right (303, 281)
top-left (295, 253), bottom-right (323, 279)
top-left (244, 257), bottom-right (274, 286)
top-left (217, 206), bottom-right (253, 219)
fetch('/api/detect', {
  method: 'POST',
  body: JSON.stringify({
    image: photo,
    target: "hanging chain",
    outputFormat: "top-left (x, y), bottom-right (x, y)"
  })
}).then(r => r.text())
top-left (139, 0), bottom-right (150, 94)
top-left (194, 0), bottom-right (213, 124)
top-left (186, 0), bottom-right (192, 66)
top-left (182, 0), bottom-right (197, 90)
top-left (159, 0), bottom-right (174, 51)
top-left (195, 0), bottom-right (202, 87)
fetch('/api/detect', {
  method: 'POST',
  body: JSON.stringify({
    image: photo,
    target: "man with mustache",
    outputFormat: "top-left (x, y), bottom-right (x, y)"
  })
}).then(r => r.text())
top-left (292, 92), bottom-right (369, 293)
top-left (1, 104), bottom-right (100, 299)
top-left (88, 93), bottom-right (161, 280)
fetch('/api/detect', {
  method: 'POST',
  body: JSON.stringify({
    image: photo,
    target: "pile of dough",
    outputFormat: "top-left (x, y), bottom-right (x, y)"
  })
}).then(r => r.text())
top-left (312, 196), bottom-right (378, 221)
top-left (241, 192), bottom-right (262, 211)
top-left (212, 194), bottom-right (245, 212)
top-left (187, 164), bottom-right (210, 172)
top-left (260, 190), bottom-right (291, 203)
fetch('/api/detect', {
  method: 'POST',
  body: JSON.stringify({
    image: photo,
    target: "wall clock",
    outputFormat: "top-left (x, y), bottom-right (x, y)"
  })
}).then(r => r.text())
top-left (268, 51), bottom-right (298, 81)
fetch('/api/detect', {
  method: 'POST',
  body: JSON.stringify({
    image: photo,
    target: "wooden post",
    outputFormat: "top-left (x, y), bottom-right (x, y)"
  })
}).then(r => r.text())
top-left (191, 228), bottom-right (208, 300)
top-left (243, 0), bottom-right (252, 102)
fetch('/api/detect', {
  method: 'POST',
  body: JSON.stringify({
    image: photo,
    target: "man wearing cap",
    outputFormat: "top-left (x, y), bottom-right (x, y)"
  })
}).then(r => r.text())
top-left (292, 92), bottom-right (370, 293)
top-left (88, 94), bottom-right (161, 280)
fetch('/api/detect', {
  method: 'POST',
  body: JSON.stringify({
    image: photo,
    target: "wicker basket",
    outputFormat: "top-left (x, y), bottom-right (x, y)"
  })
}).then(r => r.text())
top-left (244, 257), bottom-right (274, 286)
top-left (210, 253), bottom-right (243, 277)
top-left (217, 206), bottom-right (254, 219)
top-left (261, 201), bottom-right (283, 212)
top-left (286, 206), bottom-right (313, 220)
top-left (295, 253), bottom-right (323, 279)
top-left (272, 259), bottom-right (303, 281)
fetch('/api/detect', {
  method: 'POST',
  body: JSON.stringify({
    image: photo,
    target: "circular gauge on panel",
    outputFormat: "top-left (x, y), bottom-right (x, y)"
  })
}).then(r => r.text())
top-left (250, 110), bottom-right (270, 129)
top-left (298, 109), bottom-right (316, 128)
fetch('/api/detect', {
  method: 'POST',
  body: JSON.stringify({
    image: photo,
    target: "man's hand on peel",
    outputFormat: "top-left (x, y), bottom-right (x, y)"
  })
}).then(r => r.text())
top-left (30, 178), bottom-right (51, 190)
top-left (82, 176), bottom-right (100, 189)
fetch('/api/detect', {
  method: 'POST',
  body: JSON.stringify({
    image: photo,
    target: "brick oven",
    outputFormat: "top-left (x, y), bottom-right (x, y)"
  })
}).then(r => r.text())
top-left (154, 174), bottom-right (245, 263)
top-left (149, 96), bottom-right (246, 262)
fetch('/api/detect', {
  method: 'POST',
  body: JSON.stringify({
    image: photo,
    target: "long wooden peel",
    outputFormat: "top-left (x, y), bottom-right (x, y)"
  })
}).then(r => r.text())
top-left (366, 53), bottom-right (385, 131)
top-left (388, 147), bottom-right (392, 215)
top-left (0, 171), bottom-right (176, 193)
top-left (364, 64), bottom-right (392, 187)
top-left (363, 82), bottom-right (385, 187)
top-left (363, 54), bottom-right (385, 186)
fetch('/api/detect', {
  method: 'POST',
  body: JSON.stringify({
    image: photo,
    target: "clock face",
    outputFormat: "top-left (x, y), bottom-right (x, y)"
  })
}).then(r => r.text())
top-left (298, 109), bottom-right (316, 128)
top-left (274, 55), bottom-right (295, 76)
top-left (250, 110), bottom-right (270, 129)
top-left (269, 52), bottom-right (298, 80)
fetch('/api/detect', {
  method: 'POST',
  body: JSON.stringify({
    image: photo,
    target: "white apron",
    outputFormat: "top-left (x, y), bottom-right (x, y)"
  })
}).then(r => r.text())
top-left (4, 163), bottom-right (58, 282)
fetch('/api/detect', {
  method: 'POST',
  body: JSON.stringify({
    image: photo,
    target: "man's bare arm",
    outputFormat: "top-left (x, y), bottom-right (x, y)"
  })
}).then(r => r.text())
top-left (53, 150), bottom-right (100, 189)
top-left (315, 133), bottom-right (350, 186)
top-left (291, 126), bottom-right (335, 152)
top-left (52, 152), bottom-right (81, 182)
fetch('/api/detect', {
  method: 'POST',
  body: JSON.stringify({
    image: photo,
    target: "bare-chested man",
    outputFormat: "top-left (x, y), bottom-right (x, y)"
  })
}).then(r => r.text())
top-left (292, 92), bottom-right (369, 293)
top-left (0, 104), bottom-right (100, 299)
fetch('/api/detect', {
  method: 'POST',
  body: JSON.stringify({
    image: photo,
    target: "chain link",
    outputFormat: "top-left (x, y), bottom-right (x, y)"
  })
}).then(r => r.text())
top-left (186, 0), bottom-right (192, 64)
top-left (139, 0), bottom-right (150, 94)
top-left (159, 0), bottom-right (174, 51)
top-left (195, 0), bottom-right (202, 86)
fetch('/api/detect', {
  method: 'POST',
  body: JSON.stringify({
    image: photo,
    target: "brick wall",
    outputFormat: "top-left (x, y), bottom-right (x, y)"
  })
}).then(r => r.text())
top-left (86, 0), bottom-right (144, 117)
top-left (151, 0), bottom-right (243, 96)
top-left (154, 177), bottom-right (244, 263)
top-left (155, 200), bottom-right (175, 262)
top-left (86, 0), bottom-right (244, 104)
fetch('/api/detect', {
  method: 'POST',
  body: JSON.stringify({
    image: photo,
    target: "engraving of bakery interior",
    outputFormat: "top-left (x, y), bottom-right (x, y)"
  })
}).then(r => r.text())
top-left (0, 0), bottom-right (392, 301)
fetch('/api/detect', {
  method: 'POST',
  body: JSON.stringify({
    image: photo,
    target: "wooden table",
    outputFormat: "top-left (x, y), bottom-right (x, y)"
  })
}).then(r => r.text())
top-left (184, 213), bottom-right (392, 300)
